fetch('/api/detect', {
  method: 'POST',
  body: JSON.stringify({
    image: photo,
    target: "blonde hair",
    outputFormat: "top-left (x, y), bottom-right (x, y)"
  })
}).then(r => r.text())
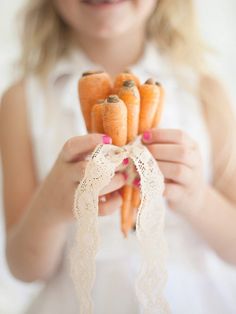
top-left (21, 0), bottom-right (206, 76)
top-left (20, 0), bottom-right (236, 191)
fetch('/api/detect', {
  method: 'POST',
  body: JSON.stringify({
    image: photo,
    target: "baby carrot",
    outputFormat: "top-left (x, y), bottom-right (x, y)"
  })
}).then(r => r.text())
top-left (122, 185), bottom-right (140, 234)
top-left (91, 100), bottom-right (105, 133)
top-left (103, 95), bottom-right (127, 146)
top-left (113, 70), bottom-right (140, 94)
top-left (118, 80), bottom-right (140, 143)
top-left (138, 78), bottom-right (161, 134)
top-left (132, 185), bottom-right (141, 210)
top-left (118, 80), bottom-right (140, 236)
top-left (78, 71), bottom-right (112, 132)
top-left (152, 82), bottom-right (165, 128)
top-left (121, 185), bottom-right (133, 237)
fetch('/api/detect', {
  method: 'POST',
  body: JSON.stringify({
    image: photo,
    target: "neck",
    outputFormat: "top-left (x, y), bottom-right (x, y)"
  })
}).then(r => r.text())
top-left (75, 27), bottom-right (146, 77)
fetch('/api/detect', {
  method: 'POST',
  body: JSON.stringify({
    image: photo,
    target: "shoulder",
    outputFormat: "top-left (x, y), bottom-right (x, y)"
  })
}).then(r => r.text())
top-left (199, 74), bottom-right (231, 99)
top-left (198, 74), bottom-right (235, 128)
top-left (199, 75), bottom-right (236, 193)
top-left (1, 80), bottom-right (26, 116)
top-left (0, 80), bottom-right (28, 146)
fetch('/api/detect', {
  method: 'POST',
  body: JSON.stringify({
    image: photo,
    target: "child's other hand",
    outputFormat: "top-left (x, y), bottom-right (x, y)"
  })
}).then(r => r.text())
top-left (38, 134), bottom-right (125, 223)
top-left (142, 129), bottom-right (208, 215)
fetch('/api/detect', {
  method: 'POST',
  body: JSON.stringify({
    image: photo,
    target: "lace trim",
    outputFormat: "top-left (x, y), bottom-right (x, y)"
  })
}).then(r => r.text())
top-left (70, 138), bottom-right (170, 313)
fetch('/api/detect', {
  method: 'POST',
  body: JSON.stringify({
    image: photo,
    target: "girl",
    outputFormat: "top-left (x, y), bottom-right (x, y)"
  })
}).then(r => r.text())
top-left (1, 0), bottom-right (236, 313)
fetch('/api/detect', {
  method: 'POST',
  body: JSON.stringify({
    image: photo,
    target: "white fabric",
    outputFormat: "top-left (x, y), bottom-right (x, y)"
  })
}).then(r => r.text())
top-left (24, 42), bottom-right (236, 314)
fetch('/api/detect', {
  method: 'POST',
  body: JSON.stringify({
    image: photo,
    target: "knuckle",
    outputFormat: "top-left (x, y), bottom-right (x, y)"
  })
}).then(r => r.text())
top-left (62, 137), bottom-right (76, 159)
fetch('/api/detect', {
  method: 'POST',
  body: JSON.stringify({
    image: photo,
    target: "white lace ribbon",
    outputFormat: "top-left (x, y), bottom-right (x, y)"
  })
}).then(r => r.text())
top-left (70, 138), bottom-right (170, 313)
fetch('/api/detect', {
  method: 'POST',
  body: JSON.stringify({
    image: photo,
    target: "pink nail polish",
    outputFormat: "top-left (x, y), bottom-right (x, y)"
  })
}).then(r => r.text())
top-left (143, 131), bottom-right (151, 141)
top-left (123, 158), bottom-right (129, 165)
top-left (133, 178), bottom-right (140, 187)
top-left (102, 135), bottom-right (112, 144)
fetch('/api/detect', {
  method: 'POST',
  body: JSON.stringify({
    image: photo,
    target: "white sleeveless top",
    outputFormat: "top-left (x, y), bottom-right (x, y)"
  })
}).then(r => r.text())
top-left (25, 43), bottom-right (236, 314)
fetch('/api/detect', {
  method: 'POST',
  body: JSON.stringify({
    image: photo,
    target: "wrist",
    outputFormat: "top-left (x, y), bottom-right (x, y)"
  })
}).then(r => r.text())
top-left (31, 185), bottom-right (73, 229)
top-left (180, 184), bottom-right (211, 222)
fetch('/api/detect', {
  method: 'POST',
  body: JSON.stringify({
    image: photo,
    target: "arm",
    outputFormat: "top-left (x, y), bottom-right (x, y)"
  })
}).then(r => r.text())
top-left (141, 78), bottom-right (236, 265)
top-left (0, 82), bottom-right (69, 282)
top-left (0, 82), bottom-right (124, 282)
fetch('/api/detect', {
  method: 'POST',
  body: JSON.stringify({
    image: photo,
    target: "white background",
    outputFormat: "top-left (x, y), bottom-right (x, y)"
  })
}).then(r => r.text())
top-left (0, 1), bottom-right (236, 313)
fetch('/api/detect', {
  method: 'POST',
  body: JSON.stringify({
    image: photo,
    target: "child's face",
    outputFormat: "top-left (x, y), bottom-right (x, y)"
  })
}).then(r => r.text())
top-left (54, 0), bottom-right (157, 39)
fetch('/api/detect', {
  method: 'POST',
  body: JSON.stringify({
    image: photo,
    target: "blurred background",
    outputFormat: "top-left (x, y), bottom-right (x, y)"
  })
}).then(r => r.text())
top-left (0, 0), bottom-right (236, 313)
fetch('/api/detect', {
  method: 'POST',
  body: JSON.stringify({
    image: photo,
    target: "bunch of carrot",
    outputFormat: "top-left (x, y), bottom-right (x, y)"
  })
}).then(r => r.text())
top-left (78, 70), bottom-right (165, 237)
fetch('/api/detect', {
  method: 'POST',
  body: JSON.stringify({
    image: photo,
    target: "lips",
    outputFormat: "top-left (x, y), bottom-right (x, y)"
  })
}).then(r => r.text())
top-left (81, 0), bottom-right (127, 5)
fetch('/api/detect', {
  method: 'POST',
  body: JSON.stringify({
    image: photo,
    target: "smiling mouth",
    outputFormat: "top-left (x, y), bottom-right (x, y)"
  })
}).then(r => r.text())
top-left (81, 0), bottom-right (128, 5)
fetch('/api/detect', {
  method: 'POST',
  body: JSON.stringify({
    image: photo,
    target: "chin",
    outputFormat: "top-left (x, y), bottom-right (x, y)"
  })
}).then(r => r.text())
top-left (87, 24), bottom-right (130, 39)
top-left (74, 13), bottom-right (134, 40)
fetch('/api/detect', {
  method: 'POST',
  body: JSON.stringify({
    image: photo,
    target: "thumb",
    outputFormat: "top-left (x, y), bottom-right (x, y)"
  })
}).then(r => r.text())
top-left (62, 134), bottom-right (112, 162)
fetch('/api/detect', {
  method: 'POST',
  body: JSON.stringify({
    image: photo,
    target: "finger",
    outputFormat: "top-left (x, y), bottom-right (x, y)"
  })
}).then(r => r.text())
top-left (142, 129), bottom-right (196, 148)
top-left (62, 134), bottom-right (112, 162)
top-left (100, 173), bottom-right (126, 195)
top-left (98, 192), bottom-right (122, 216)
top-left (147, 144), bottom-right (197, 168)
top-left (158, 161), bottom-right (192, 186)
top-left (164, 183), bottom-right (184, 209)
top-left (71, 161), bottom-right (88, 183)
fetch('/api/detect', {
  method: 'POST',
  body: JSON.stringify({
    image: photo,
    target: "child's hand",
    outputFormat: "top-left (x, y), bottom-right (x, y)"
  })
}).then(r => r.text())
top-left (38, 134), bottom-right (125, 223)
top-left (142, 129), bottom-right (208, 215)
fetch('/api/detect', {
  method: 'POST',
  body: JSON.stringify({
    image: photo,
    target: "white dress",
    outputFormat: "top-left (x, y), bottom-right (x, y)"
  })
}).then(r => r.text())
top-left (25, 43), bottom-right (236, 314)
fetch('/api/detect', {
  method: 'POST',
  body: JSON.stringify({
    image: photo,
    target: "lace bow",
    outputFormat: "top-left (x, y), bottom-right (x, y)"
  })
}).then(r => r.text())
top-left (70, 138), bottom-right (170, 314)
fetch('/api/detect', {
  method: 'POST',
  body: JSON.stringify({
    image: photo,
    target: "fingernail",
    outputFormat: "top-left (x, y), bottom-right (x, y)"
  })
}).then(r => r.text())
top-left (133, 178), bottom-right (140, 187)
top-left (142, 131), bottom-right (151, 142)
top-left (102, 135), bottom-right (112, 144)
top-left (123, 158), bottom-right (129, 165)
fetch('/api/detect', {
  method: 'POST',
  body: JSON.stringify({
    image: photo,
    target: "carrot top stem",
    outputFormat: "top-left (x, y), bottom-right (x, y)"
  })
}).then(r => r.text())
top-left (123, 80), bottom-right (135, 88)
top-left (82, 70), bottom-right (104, 77)
top-left (107, 95), bottom-right (120, 103)
top-left (145, 78), bottom-right (156, 85)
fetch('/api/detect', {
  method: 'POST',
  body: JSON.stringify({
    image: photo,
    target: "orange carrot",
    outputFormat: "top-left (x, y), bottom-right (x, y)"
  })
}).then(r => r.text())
top-left (118, 80), bottom-right (140, 143)
top-left (118, 80), bottom-right (140, 236)
top-left (91, 100), bottom-right (105, 133)
top-left (113, 70), bottom-right (140, 94)
top-left (132, 186), bottom-right (141, 209)
top-left (78, 71), bottom-right (112, 132)
top-left (152, 82), bottom-right (165, 128)
top-left (121, 185), bottom-right (133, 237)
top-left (123, 185), bottom-right (140, 232)
top-left (138, 78), bottom-right (161, 134)
top-left (103, 95), bottom-right (127, 146)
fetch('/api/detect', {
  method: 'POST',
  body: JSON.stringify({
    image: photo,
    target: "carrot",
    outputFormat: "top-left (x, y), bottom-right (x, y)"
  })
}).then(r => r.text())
top-left (152, 82), bottom-right (165, 128)
top-left (103, 95), bottom-right (127, 146)
top-left (131, 185), bottom-right (141, 209)
top-left (123, 185), bottom-right (140, 233)
top-left (78, 71), bottom-right (112, 132)
top-left (118, 80), bottom-right (140, 236)
top-left (118, 80), bottom-right (140, 143)
top-left (138, 78), bottom-right (161, 134)
top-left (121, 185), bottom-right (133, 237)
top-left (113, 70), bottom-right (140, 94)
top-left (91, 100), bottom-right (105, 133)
